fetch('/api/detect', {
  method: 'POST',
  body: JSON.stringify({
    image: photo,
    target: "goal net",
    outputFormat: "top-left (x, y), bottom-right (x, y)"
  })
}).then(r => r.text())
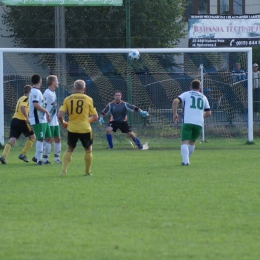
top-left (0, 48), bottom-right (253, 149)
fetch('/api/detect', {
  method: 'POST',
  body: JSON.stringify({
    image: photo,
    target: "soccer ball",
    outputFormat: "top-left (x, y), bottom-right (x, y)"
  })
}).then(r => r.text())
top-left (128, 50), bottom-right (140, 61)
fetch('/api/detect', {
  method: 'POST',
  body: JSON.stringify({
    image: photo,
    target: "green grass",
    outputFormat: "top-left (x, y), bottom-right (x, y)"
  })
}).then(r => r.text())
top-left (0, 140), bottom-right (260, 260)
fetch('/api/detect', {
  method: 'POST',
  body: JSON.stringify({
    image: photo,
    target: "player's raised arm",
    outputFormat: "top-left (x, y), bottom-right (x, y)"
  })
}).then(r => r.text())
top-left (125, 102), bottom-right (149, 117)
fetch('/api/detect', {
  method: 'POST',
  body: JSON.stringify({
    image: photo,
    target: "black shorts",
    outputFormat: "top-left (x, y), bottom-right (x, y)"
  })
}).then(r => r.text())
top-left (9, 118), bottom-right (34, 139)
top-left (67, 131), bottom-right (93, 149)
top-left (108, 121), bottom-right (131, 133)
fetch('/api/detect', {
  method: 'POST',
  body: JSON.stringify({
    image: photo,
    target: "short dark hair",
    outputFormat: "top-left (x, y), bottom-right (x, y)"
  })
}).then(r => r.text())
top-left (114, 90), bottom-right (122, 95)
top-left (24, 85), bottom-right (32, 94)
top-left (31, 74), bottom-right (41, 85)
top-left (191, 79), bottom-right (200, 90)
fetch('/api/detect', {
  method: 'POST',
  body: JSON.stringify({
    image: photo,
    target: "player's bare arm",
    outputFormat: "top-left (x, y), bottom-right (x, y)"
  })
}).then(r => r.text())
top-left (58, 110), bottom-right (64, 123)
top-left (89, 114), bottom-right (98, 123)
top-left (172, 98), bottom-right (180, 122)
top-left (204, 110), bottom-right (212, 118)
top-left (58, 110), bottom-right (68, 128)
top-left (20, 105), bottom-right (29, 123)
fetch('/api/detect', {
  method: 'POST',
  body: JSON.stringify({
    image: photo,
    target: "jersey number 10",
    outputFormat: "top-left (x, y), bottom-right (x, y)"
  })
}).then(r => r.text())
top-left (190, 96), bottom-right (204, 110)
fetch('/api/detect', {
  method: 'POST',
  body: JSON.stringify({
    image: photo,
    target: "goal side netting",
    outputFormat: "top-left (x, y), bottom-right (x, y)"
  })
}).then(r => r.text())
top-left (0, 48), bottom-right (253, 148)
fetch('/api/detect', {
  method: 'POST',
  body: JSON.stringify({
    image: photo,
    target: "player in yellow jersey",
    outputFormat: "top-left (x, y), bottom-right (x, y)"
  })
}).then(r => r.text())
top-left (0, 85), bottom-right (36, 164)
top-left (58, 80), bottom-right (98, 176)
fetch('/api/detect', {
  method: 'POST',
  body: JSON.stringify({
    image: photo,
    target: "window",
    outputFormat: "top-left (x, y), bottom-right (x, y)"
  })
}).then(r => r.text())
top-left (194, 0), bottom-right (210, 14)
top-left (233, 0), bottom-right (243, 15)
top-left (185, 0), bottom-right (245, 15)
top-left (218, 0), bottom-right (245, 15)
top-left (185, 0), bottom-right (209, 18)
top-left (219, 0), bottom-right (229, 14)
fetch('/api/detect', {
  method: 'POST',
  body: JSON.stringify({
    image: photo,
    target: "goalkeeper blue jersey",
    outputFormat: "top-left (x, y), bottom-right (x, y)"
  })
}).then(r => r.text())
top-left (101, 101), bottom-right (137, 122)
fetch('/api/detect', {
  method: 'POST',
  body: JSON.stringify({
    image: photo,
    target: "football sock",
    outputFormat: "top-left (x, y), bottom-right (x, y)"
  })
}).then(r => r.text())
top-left (133, 137), bottom-right (143, 149)
top-left (188, 145), bottom-right (195, 157)
top-left (84, 150), bottom-right (93, 174)
top-left (36, 141), bottom-right (43, 162)
top-left (62, 151), bottom-right (73, 174)
top-left (54, 142), bottom-right (61, 160)
top-left (2, 142), bottom-right (12, 158)
top-left (43, 140), bottom-right (47, 151)
top-left (43, 142), bottom-right (51, 162)
top-left (181, 144), bottom-right (189, 164)
top-left (106, 134), bottom-right (113, 148)
top-left (21, 139), bottom-right (35, 156)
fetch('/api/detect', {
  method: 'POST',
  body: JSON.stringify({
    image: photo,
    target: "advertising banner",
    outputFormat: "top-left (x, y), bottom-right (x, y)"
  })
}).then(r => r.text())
top-left (188, 14), bottom-right (260, 48)
top-left (2, 0), bottom-right (123, 6)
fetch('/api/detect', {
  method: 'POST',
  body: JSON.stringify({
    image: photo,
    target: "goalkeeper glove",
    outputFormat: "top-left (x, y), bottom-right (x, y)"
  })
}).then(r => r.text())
top-left (98, 117), bottom-right (105, 124)
top-left (140, 110), bottom-right (149, 117)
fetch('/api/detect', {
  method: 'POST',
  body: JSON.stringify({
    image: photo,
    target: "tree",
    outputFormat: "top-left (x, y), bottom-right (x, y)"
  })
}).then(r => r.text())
top-left (253, 47), bottom-right (260, 66)
top-left (1, 0), bottom-right (186, 48)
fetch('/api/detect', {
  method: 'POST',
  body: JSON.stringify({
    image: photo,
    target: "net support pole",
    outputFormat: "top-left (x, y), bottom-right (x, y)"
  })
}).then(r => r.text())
top-left (200, 64), bottom-right (205, 142)
top-left (247, 48), bottom-right (253, 142)
top-left (127, 58), bottom-right (133, 124)
top-left (0, 50), bottom-right (4, 146)
top-left (125, 0), bottom-right (133, 124)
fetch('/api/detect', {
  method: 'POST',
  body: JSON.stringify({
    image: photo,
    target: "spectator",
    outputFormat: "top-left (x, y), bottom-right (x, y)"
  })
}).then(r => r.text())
top-left (231, 62), bottom-right (246, 83)
top-left (253, 63), bottom-right (260, 89)
top-left (253, 63), bottom-right (260, 113)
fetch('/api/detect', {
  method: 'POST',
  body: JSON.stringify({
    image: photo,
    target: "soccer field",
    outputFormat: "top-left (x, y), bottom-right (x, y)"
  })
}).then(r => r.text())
top-left (0, 140), bottom-right (260, 260)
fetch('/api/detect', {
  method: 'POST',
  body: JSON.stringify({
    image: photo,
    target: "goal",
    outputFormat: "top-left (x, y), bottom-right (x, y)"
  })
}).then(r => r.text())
top-left (0, 48), bottom-right (253, 148)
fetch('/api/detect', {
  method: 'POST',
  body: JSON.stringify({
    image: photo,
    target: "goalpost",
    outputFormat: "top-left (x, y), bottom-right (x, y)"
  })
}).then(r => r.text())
top-left (0, 47), bottom-right (253, 147)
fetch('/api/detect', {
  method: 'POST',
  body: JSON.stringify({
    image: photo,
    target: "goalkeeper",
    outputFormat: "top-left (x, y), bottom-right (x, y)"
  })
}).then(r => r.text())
top-left (98, 90), bottom-right (149, 149)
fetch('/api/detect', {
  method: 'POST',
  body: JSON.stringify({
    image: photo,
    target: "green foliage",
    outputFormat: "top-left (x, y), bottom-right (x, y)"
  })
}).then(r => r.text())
top-left (1, 0), bottom-right (186, 48)
top-left (1, 5), bottom-right (56, 47)
top-left (252, 46), bottom-right (260, 65)
top-left (0, 141), bottom-right (260, 259)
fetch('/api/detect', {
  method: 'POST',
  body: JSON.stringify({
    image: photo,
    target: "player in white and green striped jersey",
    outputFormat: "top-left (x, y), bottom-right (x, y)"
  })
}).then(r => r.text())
top-left (172, 79), bottom-right (211, 166)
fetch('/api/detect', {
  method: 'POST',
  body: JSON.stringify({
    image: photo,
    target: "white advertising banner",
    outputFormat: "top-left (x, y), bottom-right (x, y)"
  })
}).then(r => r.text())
top-left (2, 0), bottom-right (123, 6)
top-left (188, 14), bottom-right (260, 48)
